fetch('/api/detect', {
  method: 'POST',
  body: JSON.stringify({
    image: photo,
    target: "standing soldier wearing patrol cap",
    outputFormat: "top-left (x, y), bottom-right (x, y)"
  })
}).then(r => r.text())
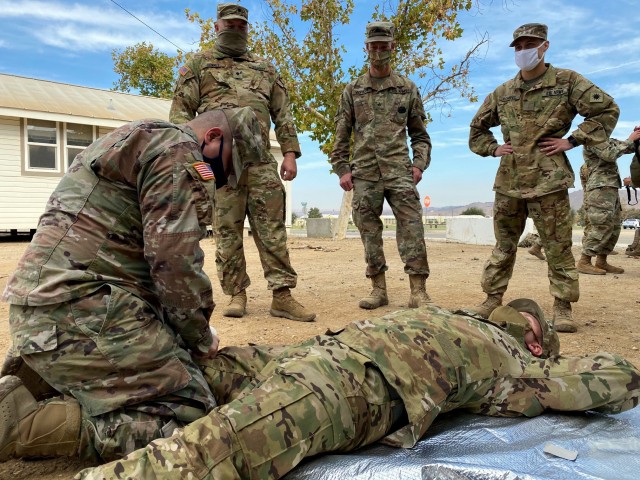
top-left (170, 3), bottom-right (315, 322)
top-left (331, 22), bottom-right (432, 310)
top-left (468, 23), bottom-right (620, 333)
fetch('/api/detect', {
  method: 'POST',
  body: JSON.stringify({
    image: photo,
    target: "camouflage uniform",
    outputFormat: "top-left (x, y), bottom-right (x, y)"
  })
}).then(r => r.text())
top-left (581, 138), bottom-right (635, 256)
top-left (1, 120), bottom-right (218, 460)
top-left (331, 68), bottom-right (431, 278)
top-left (470, 64), bottom-right (619, 303)
top-left (77, 305), bottom-right (639, 479)
top-left (170, 12), bottom-right (300, 296)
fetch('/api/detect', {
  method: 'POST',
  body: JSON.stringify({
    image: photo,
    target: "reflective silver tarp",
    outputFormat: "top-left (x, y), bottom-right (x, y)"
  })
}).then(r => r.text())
top-left (287, 409), bottom-right (640, 480)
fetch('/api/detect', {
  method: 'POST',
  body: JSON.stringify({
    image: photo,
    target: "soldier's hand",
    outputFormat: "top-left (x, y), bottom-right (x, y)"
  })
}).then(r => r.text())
top-left (538, 137), bottom-right (573, 156)
top-left (280, 152), bottom-right (298, 181)
top-left (339, 172), bottom-right (354, 191)
top-left (193, 331), bottom-right (220, 360)
top-left (623, 176), bottom-right (632, 187)
top-left (412, 166), bottom-right (423, 185)
top-left (629, 130), bottom-right (640, 142)
top-left (493, 142), bottom-right (513, 157)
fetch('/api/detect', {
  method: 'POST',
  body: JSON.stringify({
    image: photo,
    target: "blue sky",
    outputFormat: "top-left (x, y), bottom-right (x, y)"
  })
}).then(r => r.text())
top-left (1, 0), bottom-right (639, 212)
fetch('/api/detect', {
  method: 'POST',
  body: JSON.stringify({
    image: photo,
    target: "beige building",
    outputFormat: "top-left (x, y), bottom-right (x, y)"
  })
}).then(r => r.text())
top-left (0, 73), bottom-right (291, 233)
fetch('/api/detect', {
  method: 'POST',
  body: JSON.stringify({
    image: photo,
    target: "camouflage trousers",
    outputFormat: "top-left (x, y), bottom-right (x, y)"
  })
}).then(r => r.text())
top-left (77, 337), bottom-right (401, 479)
top-left (581, 187), bottom-right (622, 256)
top-left (482, 190), bottom-right (579, 302)
top-left (214, 162), bottom-right (297, 295)
top-left (352, 175), bottom-right (429, 277)
top-left (9, 284), bottom-right (216, 461)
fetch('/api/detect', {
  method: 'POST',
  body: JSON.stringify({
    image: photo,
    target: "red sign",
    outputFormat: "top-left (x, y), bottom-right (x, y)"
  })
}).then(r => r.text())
top-left (423, 195), bottom-right (431, 208)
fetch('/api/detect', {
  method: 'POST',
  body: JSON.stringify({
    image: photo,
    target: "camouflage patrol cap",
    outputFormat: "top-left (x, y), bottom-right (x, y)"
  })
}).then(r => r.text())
top-left (509, 23), bottom-right (548, 47)
top-left (217, 3), bottom-right (248, 21)
top-left (507, 298), bottom-right (560, 357)
top-left (365, 22), bottom-right (395, 43)
top-left (222, 106), bottom-right (267, 188)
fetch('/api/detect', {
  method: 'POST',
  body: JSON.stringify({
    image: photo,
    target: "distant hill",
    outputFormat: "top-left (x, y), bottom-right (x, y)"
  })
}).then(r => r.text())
top-left (297, 189), bottom-right (640, 217)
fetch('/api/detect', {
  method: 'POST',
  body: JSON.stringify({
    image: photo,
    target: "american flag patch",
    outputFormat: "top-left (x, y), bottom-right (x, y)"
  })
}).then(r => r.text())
top-left (179, 65), bottom-right (191, 76)
top-left (192, 162), bottom-right (215, 181)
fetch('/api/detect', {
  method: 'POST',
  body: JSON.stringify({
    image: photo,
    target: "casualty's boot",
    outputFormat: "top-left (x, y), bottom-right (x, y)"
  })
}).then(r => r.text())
top-left (595, 254), bottom-right (624, 274)
top-left (626, 228), bottom-right (640, 255)
top-left (553, 298), bottom-right (576, 333)
top-left (408, 274), bottom-right (432, 308)
top-left (359, 272), bottom-right (389, 310)
top-left (471, 293), bottom-right (503, 318)
top-left (0, 376), bottom-right (81, 461)
top-left (527, 243), bottom-right (546, 260)
top-left (1, 346), bottom-right (59, 402)
top-left (576, 253), bottom-right (606, 275)
top-left (222, 290), bottom-right (247, 318)
top-left (270, 288), bottom-right (316, 322)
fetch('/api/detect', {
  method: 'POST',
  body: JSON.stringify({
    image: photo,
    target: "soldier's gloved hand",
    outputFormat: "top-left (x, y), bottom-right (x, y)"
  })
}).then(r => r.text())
top-left (193, 326), bottom-right (220, 360)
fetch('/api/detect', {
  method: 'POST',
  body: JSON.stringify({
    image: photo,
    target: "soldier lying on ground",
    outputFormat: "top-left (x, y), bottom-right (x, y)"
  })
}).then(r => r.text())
top-left (0, 107), bottom-right (264, 462)
top-left (4, 300), bottom-right (636, 479)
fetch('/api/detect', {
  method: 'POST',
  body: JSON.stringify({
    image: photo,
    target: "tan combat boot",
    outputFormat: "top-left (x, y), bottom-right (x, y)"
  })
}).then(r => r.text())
top-left (359, 272), bottom-right (389, 310)
top-left (576, 253), bottom-right (606, 275)
top-left (553, 298), bottom-right (576, 333)
top-left (270, 288), bottom-right (316, 322)
top-left (626, 229), bottom-right (640, 255)
top-left (0, 376), bottom-right (81, 461)
top-left (595, 254), bottom-right (624, 274)
top-left (528, 243), bottom-right (546, 260)
top-left (408, 274), bottom-right (432, 308)
top-left (222, 290), bottom-right (247, 318)
top-left (471, 293), bottom-right (503, 318)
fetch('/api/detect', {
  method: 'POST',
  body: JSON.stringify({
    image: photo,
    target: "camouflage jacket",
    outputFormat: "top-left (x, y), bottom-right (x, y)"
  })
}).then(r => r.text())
top-left (170, 46), bottom-right (300, 163)
top-left (2, 120), bottom-right (216, 354)
top-left (331, 71), bottom-right (432, 181)
top-left (333, 305), bottom-right (639, 448)
top-left (469, 64), bottom-right (619, 199)
top-left (582, 138), bottom-right (636, 190)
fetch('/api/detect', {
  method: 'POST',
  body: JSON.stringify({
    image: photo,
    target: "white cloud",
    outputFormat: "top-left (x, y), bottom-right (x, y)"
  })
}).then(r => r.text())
top-left (0, 39), bottom-right (5, 48)
top-left (0, 1), bottom-right (200, 53)
top-left (609, 82), bottom-right (640, 99)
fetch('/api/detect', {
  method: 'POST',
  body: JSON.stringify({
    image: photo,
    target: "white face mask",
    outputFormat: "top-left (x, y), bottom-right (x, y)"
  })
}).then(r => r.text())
top-left (515, 45), bottom-right (543, 71)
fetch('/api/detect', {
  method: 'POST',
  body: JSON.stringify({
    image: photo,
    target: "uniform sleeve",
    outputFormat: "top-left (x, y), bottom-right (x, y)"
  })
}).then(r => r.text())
top-left (407, 84), bottom-right (431, 172)
top-left (587, 138), bottom-right (636, 163)
top-left (330, 86), bottom-right (355, 178)
top-left (170, 59), bottom-right (201, 124)
top-left (469, 353), bottom-right (640, 417)
top-left (469, 92), bottom-right (501, 157)
top-left (138, 141), bottom-right (214, 354)
top-left (270, 73), bottom-right (301, 157)
top-left (568, 75), bottom-right (620, 146)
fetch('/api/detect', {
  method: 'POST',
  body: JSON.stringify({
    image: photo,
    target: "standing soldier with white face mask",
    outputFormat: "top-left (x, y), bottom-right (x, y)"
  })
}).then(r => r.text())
top-left (331, 22), bottom-right (432, 310)
top-left (468, 23), bottom-right (619, 333)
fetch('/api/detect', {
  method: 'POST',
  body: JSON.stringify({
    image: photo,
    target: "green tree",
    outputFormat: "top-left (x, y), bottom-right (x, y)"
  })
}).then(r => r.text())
top-left (291, 212), bottom-right (299, 224)
top-left (461, 206), bottom-right (485, 216)
top-left (112, 1), bottom-right (488, 151)
top-left (111, 42), bottom-right (176, 98)
top-left (307, 207), bottom-right (323, 218)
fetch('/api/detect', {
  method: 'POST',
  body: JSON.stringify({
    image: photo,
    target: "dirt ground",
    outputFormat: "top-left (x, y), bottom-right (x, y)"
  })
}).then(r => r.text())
top-left (1, 235), bottom-right (639, 479)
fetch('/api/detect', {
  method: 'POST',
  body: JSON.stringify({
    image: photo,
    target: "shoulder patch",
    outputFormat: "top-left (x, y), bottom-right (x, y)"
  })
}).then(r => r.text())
top-left (192, 162), bottom-right (215, 181)
top-left (179, 65), bottom-right (192, 77)
top-left (589, 91), bottom-right (604, 103)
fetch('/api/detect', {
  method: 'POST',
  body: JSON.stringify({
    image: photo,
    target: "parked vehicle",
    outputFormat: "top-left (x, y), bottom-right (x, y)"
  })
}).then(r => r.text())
top-left (622, 219), bottom-right (640, 229)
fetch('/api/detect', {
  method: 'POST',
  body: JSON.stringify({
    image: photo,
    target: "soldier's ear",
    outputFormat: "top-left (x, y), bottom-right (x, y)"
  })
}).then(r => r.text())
top-left (527, 341), bottom-right (543, 357)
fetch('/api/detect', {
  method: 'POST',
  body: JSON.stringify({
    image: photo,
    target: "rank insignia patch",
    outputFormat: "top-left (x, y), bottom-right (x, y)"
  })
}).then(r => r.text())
top-left (193, 162), bottom-right (215, 181)
top-left (589, 91), bottom-right (604, 103)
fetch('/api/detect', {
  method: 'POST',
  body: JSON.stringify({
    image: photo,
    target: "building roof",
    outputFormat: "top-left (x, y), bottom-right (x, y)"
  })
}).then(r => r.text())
top-left (0, 73), bottom-right (171, 127)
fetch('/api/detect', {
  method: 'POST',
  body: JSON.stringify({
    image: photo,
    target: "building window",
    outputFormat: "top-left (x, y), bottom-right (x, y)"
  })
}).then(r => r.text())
top-left (26, 119), bottom-right (58, 170)
top-left (65, 123), bottom-right (94, 168)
